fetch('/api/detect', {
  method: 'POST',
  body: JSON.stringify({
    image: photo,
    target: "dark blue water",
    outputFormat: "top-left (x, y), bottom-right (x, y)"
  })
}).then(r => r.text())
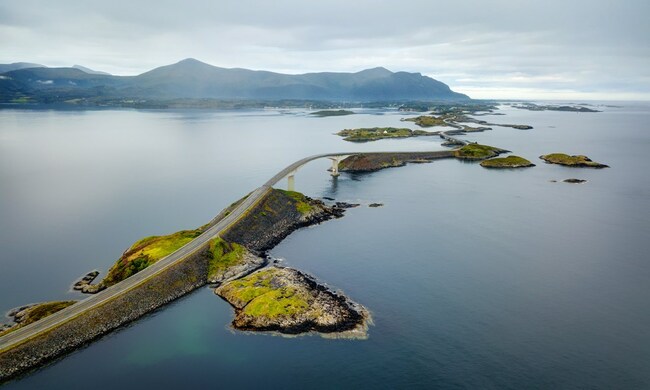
top-left (1, 104), bottom-right (648, 388)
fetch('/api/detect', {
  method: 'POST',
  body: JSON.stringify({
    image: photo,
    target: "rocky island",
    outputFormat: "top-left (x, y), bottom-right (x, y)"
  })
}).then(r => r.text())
top-left (310, 110), bottom-right (355, 117)
top-left (216, 266), bottom-right (368, 336)
top-left (338, 150), bottom-right (454, 172)
top-left (336, 127), bottom-right (437, 142)
top-left (480, 155), bottom-right (535, 168)
top-left (540, 153), bottom-right (609, 168)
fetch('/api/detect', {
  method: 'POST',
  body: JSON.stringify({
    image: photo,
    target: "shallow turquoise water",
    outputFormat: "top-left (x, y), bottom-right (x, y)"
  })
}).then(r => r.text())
top-left (1, 104), bottom-right (648, 388)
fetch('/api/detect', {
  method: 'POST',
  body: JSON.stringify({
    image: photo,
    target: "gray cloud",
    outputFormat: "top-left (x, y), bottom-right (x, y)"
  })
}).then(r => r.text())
top-left (1, 0), bottom-right (648, 99)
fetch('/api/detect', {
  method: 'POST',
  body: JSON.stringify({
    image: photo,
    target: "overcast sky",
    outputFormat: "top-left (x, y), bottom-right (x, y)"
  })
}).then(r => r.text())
top-left (1, 0), bottom-right (648, 100)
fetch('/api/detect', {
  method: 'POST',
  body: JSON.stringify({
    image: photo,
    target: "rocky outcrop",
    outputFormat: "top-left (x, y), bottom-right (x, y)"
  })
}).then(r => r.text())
top-left (216, 266), bottom-right (369, 337)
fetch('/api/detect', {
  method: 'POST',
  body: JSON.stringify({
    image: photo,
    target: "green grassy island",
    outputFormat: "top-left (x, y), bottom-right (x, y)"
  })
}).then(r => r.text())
top-left (454, 143), bottom-right (509, 160)
top-left (540, 153), bottom-right (609, 168)
top-left (336, 127), bottom-right (436, 142)
top-left (403, 115), bottom-right (448, 127)
top-left (480, 155), bottom-right (535, 168)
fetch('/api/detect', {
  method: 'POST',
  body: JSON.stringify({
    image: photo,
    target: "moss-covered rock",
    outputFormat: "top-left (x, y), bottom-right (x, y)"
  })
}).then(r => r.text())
top-left (480, 155), bottom-right (535, 168)
top-left (454, 143), bottom-right (509, 160)
top-left (540, 153), bottom-right (609, 168)
top-left (215, 266), bottom-right (369, 336)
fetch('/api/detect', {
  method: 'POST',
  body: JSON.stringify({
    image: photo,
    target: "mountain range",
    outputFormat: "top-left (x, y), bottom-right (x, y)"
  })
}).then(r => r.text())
top-left (0, 58), bottom-right (469, 104)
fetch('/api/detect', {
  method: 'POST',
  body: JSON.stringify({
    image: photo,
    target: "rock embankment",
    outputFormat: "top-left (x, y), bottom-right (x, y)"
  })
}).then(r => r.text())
top-left (222, 189), bottom-right (344, 252)
top-left (216, 266), bottom-right (369, 337)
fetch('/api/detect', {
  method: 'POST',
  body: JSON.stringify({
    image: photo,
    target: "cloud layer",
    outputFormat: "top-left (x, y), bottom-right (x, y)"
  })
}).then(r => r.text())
top-left (1, 0), bottom-right (648, 99)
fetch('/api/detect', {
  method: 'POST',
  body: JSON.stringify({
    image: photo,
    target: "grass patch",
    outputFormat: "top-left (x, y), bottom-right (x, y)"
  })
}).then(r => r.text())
top-left (454, 143), bottom-right (504, 160)
top-left (277, 189), bottom-right (313, 215)
top-left (227, 270), bottom-right (275, 304)
top-left (480, 155), bottom-right (534, 168)
top-left (208, 237), bottom-right (247, 280)
top-left (102, 228), bottom-right (202, 286)
top-left (243, 287), bottom-right (309, 318)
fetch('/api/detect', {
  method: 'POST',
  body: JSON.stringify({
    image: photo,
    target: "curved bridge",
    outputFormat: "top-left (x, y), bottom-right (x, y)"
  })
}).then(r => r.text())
top-left (0, 148), bottom-right (458, 354)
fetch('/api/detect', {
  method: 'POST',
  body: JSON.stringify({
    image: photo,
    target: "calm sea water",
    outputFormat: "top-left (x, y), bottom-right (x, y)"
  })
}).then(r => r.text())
top-left (0, 103), bottom-right (648, 389)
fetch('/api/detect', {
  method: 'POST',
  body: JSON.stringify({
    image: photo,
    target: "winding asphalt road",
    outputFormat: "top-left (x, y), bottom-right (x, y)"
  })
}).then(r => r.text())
top-left (0, 149), bottom-right (455, 353)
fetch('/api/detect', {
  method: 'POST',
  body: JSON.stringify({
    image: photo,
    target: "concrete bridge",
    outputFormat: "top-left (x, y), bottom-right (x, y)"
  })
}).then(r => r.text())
top-left (0, 147), bottom-right (461, 379)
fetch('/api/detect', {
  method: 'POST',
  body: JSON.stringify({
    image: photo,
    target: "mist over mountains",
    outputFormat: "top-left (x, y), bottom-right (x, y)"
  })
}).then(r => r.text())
top-left (0, 58), bottom-right (469, 105)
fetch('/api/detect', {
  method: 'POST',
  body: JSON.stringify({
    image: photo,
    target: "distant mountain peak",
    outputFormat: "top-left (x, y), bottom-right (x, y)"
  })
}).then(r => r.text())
top-left (175, 58), bottom-right (211, 66)
top-left (356, 67), bottom-right (393, 77)
top-left (72, 65), bottom-right (111, 76)
top-left (0, 60), bottom-right (470, 102)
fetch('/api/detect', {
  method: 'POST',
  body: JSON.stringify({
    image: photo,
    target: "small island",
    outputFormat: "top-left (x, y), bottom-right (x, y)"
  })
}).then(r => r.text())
top-left (454, 143), bottom-right (509, 160)
top-left (216, 266), bottom-right (369, 337)
top-left (336, 127), bottom-right (437, 142)
top-left (480, 155), bottom-right (535, 168)
top-left (513, 103), bottom-right (600, 113)
top-left (540, 153), bottom-right (609, 168)
top-left (310, 110), bottom-right (355, 117)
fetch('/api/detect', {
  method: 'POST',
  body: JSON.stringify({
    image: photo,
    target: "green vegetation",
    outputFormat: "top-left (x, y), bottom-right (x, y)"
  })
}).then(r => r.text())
top-left (1, 301), bottom-right (76, 336)
top-left (222, 268), bottom-right (310, 319)
top-left (207, 237), bottom-right (247, 281)
top-left (404, 115), bottom-right (448, 127)
top-left (454, 143), bottom-right (506, 160)
top-left (102, 228), bottom-right (203, 287)
top-left (226, 269), bottom-right (276, 304)
top-left (540, 153), bottom-right (609, 168)
top-left (480, 155), bottom-right (535, 168)
top-left (277, 189), bottom-right (313, 215)
top-left (310, 110), bottom-right (354, 117)
top-left (336, 127), bottom-right (435, 142)
top-left (10, 97), bottom-right (31, 104)
top-left (243, 287), bottom-right (309, 318)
